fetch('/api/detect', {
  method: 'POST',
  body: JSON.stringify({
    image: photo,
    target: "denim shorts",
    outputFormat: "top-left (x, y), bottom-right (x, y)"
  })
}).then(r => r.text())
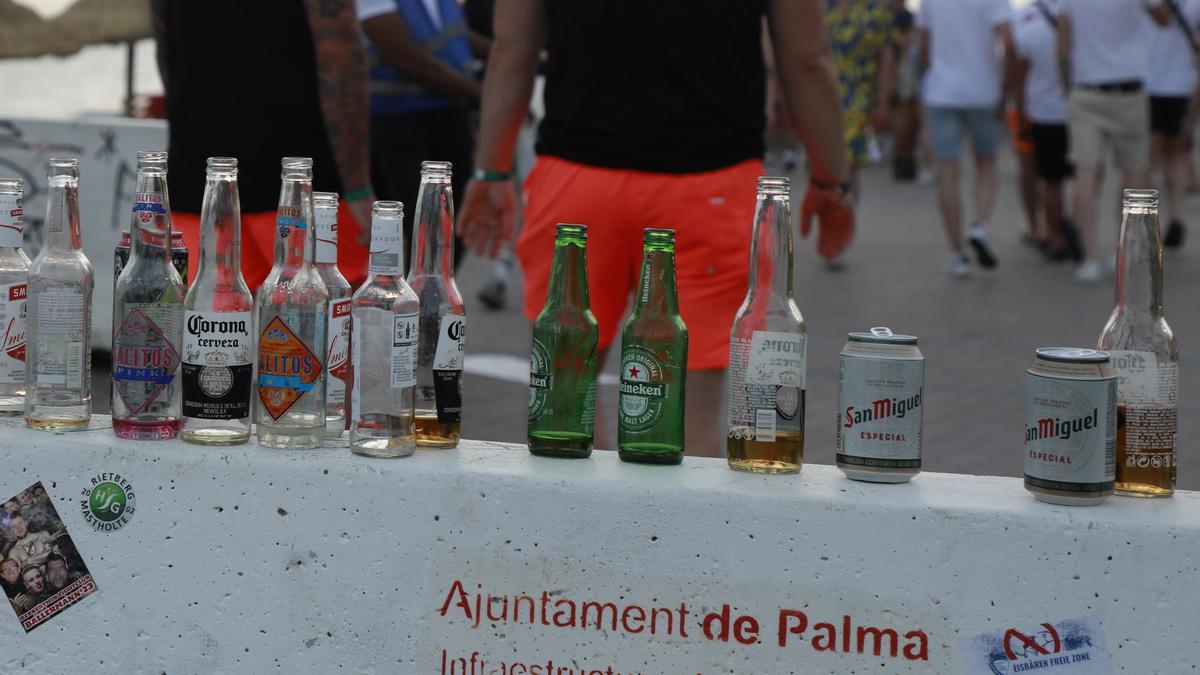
top-left (927, 106), bottom-right (1000, 161)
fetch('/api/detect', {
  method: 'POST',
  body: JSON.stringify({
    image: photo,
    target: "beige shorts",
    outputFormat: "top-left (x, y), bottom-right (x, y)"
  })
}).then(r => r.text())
top-left (1067, 88), bottom-right (1150, 172)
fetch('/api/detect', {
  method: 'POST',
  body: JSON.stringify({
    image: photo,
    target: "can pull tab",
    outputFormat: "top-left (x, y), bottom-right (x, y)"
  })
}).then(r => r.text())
top-left (870, 327), bottom-right (893, 338)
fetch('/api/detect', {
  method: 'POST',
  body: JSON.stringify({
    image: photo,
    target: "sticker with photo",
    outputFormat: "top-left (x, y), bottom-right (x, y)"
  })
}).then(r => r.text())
top-left (1, 481), bottom-right (98, 632)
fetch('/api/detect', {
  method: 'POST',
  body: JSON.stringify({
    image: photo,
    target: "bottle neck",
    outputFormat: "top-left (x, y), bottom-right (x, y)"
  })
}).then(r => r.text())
top-left (44, 177), bottom-right (82, 252)
top-left (1115, 204), bottom-right (1163, 317)
top-left (315, 206), bottom-right (338, 265)
top-left (633, 248), bottom-right (678, 316)
top-left (544, 239), bottom-right (590, 312)
top-left (368, 221), bottom-right (404, 278)
top-left (199, 173), bottom-right (241, 281)
top-left (0, 191), bottom-right (22, 250)
top-left (131, 172), bottom-right (171, 261)
top-left (747, 190), bottom-right (794, 302)
top-left (410, 176), bottom-right (453, 276)
top-left (274, 178), bottom-right (315, 269)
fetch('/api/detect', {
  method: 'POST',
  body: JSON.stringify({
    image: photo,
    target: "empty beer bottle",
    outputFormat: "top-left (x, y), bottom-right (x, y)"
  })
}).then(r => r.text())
top-left (111, 151), bottom-right (185, 440)
top-left (618, 228), bottom-right (687, 464)
top-left (181, 158), bottom-right (254, 445)
top-left (409, 161), bottom-right (465, 448)
top-left (255, 157), bottom-right (329, 449)
top-left (528, 224), bottom-right (598, 458)
top-left (314, 191), bottom-right (352, 438)
top-left (350, 201), bottom-right (419, 457)
top-left (26, 159), bottom-right (93, 430)
top-left (0, 179), bottom-right (29, 415)
top-left (727, 176), bottom-right (806, 474)
top-left (1098, 189), bottom-right (1179, 497)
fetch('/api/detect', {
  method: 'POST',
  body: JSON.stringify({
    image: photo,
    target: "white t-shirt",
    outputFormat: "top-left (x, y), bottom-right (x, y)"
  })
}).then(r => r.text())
top-left (918, 0), bottom-right (1012, 107)
top-left (1060, 0), bottom-right (1161, 86)
top-left (1147, 0), bottom-right (1200, 96)
top-left (1014, 0), bottom-right (1068, 123)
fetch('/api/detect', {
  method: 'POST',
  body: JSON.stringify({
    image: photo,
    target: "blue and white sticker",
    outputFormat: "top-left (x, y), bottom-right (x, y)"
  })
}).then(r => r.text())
top-left (957, 616), bottom-right (1112, 674)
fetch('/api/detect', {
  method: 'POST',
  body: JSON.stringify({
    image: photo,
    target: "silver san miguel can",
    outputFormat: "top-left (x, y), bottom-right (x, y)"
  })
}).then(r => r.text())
top-left (1025, 348), bottom-right (1117, 506)
top-left (836, 327), bottom-right (924, 483)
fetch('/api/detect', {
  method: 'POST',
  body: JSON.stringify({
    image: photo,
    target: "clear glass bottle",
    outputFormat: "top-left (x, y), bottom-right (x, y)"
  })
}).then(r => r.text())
top-left (181, 158), bottom-right (254, 445)
top-left (350, 201), bottom-right (419, 457)
top-left (111, 151), bottom-right (185, 440)
top-left (409, 161), bottom-right (465, 448)
top-left (314, 191), bottom-right (352, 438)
top-left (727, 176), bottom-right (806, 474)
top-left (0, 179), bottom-right (30, 414)
top-left (25, 158), bottom-right (93, 430)
top-left (1098, 189), bottom-right (1180, 497)
top-left (255, 157), bottom-right (329, 449)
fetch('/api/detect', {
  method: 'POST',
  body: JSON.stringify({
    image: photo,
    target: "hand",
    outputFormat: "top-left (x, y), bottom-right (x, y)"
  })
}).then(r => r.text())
top-left (347, 197), bottom-right (374, 248)
top-left (457, 178), bottom-right (518, 258)
top-left (800, 183), bottom-right (856, 262)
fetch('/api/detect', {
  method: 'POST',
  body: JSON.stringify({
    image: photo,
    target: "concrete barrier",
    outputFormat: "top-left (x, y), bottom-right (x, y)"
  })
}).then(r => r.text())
top-left (0, 414), bottom-right (1197, 673)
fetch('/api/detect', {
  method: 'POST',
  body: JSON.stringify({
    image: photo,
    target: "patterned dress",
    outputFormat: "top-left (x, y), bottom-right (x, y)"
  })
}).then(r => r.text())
top-left (826, 0), bottom-right (897, 165)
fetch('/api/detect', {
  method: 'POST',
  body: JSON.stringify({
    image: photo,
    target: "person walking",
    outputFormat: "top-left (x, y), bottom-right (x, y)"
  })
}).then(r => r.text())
top-left (918, 0), bottom-right (1014, 279)
top-left (1058, 0), bottom-right (1172, 283)
top-left (1147, 0), bottom-right (1200, 249)
top-left (457, 0), bottom-right (853, 458)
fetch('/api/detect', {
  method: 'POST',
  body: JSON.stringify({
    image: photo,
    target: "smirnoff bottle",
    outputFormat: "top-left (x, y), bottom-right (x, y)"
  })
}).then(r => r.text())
top-left (25, 159), bottom-right (93, 429)
top-left (726, 177), bottom-right (806, 473)
top-left (0, 179), bottom-right (29, 414)
top-left (409, 161), bottom-right (465, 448)
top-left (1098, 189), bottom-right (1180, 497)
top-left (255, 157), bottom-right (329, 449)
top-left (181, 158), bottom-right (254, 445)
top-left (350, 201), bottom-right (419, 457)
top-left (314, 191), bottom-right (351, 438)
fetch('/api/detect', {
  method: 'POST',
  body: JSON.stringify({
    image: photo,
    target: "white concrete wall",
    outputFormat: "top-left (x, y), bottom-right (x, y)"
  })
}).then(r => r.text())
top-left (1, 415), bottom-right (1197, 673)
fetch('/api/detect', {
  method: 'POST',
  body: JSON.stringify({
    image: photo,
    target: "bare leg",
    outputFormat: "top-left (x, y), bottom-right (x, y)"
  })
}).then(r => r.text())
top-left (1074, 164), bottom-right (1101, 260)
top-left (937, 159), bottom-right (964, 252)
top-left (685, 369), bottom-right (724, 458)
top-left (1017, 151), bottom-right (1040, 238)
top-left (1163, 134), bottom-right (1187, 225)
top-left (1043, 180), bottom-right (1065, 247)
top-left (975, 155), bottom-right (999, 225)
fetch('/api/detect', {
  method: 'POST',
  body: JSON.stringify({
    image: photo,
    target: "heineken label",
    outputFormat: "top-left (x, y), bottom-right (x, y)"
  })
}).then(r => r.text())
top-left (0, 282), bottom-right (26, 384)
top-left (326, 300), bottom-right (351, 410)
top-left (182, 310), bottom-right (252, 420)
top-left (257, 314), bottom-right (322, 421)
top-left (392, 313), bottom-right (418, 388)
top-left (528, 338), bottom-right (552, 421)
top-left (112, 304), bottom-right (182, 415)
top-left (619, 347), bottom-right (667, 432)
top-left (0, 192), bottom-right (24, 248)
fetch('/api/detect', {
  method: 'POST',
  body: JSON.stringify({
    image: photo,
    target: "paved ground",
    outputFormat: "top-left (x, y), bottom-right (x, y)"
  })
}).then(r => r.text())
top-left (94, 150), bottom-right (1200, 490)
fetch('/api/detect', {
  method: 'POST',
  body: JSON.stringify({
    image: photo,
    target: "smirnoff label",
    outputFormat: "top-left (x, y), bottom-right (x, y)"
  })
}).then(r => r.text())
top-left (258, 314), bottom-right (322, 421)
top-left (0, 282), bottom-right (26, 384)
top-left (0, 192), bottom-right (24, 247)
top-left (1025, 371), bottom-right (1117, 493)
top-left (619, 347), bottom-right (667, 432)
top-left (528, 338), bottom-right (552, 421)
top-left (728, 333), bottom-right (805, 443)
top-left (326, 300), bottom-right (351, 410)
top-left (392, 313), bottom-right (418, 389)
top-left (836, 354), bottom-right (924, 468)
top-left (315, 204), bottom-right (338, 264)
top-left (182, 310), bottom-right (252, 420)
top-left (112, 304), bottom-right (182, 415)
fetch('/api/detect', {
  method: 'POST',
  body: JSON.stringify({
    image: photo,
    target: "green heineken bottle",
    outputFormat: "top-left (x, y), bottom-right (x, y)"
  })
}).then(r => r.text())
top-left (528, 224), bottom-right (599, 458)
top-left (618, 228), bottom-right (688, 464)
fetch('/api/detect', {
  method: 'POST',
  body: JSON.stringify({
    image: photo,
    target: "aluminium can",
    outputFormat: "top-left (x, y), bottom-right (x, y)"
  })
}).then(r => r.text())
top-left (836, 327), bottom-right (924, 483)
top-left (1025, 347), bottom-right (1116, 506)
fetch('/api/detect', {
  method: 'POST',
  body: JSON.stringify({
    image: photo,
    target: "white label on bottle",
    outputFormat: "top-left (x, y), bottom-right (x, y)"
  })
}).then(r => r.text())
top-left (350, 318), bottom-right (361, 420)
top-left (1109, 350), bottom-right (1178, 406)
top-left (33, 288), bottom-right (86, 385)
top-left (0, 282), bottom-right (26, 384)
top-left (745, 331), bottom-right (806, 388)
top-left (326, 300), bottom-right (351, 408)
top-left (392, 313), bottom-right (419, 388)
top-left (0, 193), bottom-right (24, 248)
top-left (182, 310), bottom-right (252, 420)
top-left (433, 314), bottom-right (466, 370)
top-left (316, 205), bottom-right (338, 263)
top-left (727, 336), bottom-right (804, 443)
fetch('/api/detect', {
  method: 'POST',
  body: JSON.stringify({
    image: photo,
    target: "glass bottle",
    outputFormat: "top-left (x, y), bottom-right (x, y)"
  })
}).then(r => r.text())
top-left (527, 223), bottom-right (598, 458)
top-left (181, 157), bottom-right (254, 445)
top-left (314, 191), bottom-right (352, 438)
top-left (111, 151), bottom-right (185, 440)
top-left (255, 157), bottom-right (329, 449)
top-left (617, 228), bottom-right (688, 464)
top-left (0, 179), bottom-right (30, 414)
top-left (409, 161), bottom-right (465, 448)
top-left (25, 158), bottom-right (93, 430)
top-left (727, 176), bottom-right (806, 473)
top-left (350, 201), bottom-right (419, 457)
top-left (1098, 189), bottom-right (1179, 497)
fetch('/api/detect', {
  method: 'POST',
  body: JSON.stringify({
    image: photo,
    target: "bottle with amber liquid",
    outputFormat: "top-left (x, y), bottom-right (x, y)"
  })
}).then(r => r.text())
top-left (1098, 189), bottom-right (1179, 497)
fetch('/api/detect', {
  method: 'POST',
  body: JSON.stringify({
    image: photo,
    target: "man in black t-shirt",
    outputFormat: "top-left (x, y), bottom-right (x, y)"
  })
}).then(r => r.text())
top-left (458, 0), bottom-right (852, 457)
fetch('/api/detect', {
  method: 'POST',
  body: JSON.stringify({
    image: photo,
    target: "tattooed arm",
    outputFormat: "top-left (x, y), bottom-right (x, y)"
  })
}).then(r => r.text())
top-left (149, 0), bottom-right (168, 88)
top-left (303, 0), bottom-right (374, 232)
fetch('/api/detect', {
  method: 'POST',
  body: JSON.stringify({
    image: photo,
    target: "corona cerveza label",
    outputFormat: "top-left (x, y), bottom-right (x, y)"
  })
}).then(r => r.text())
top-left (618, 346), bottom-right (667, 432)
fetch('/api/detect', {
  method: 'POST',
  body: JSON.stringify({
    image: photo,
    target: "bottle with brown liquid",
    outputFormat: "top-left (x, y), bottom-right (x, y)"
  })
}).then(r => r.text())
top-left (1098, 189), bottom-right (1179, 497)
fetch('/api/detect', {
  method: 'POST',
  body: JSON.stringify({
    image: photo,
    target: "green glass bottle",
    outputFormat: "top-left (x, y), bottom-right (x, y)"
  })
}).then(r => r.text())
top-left (528, 224), bottom-right (599, 458)
top-left (618, 228), bottom-right (688, 464)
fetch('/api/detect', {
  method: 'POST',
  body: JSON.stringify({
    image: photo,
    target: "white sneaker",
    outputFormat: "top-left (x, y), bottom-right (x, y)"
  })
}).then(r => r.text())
top-left (967, 222), bottom-right (998, 268)
top-left (945, 253), bottom-right (971, 279)
top-left (917, 168), bottom-right (935, 186)
top-left (1076, 259), bottom-right (1102, 284)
